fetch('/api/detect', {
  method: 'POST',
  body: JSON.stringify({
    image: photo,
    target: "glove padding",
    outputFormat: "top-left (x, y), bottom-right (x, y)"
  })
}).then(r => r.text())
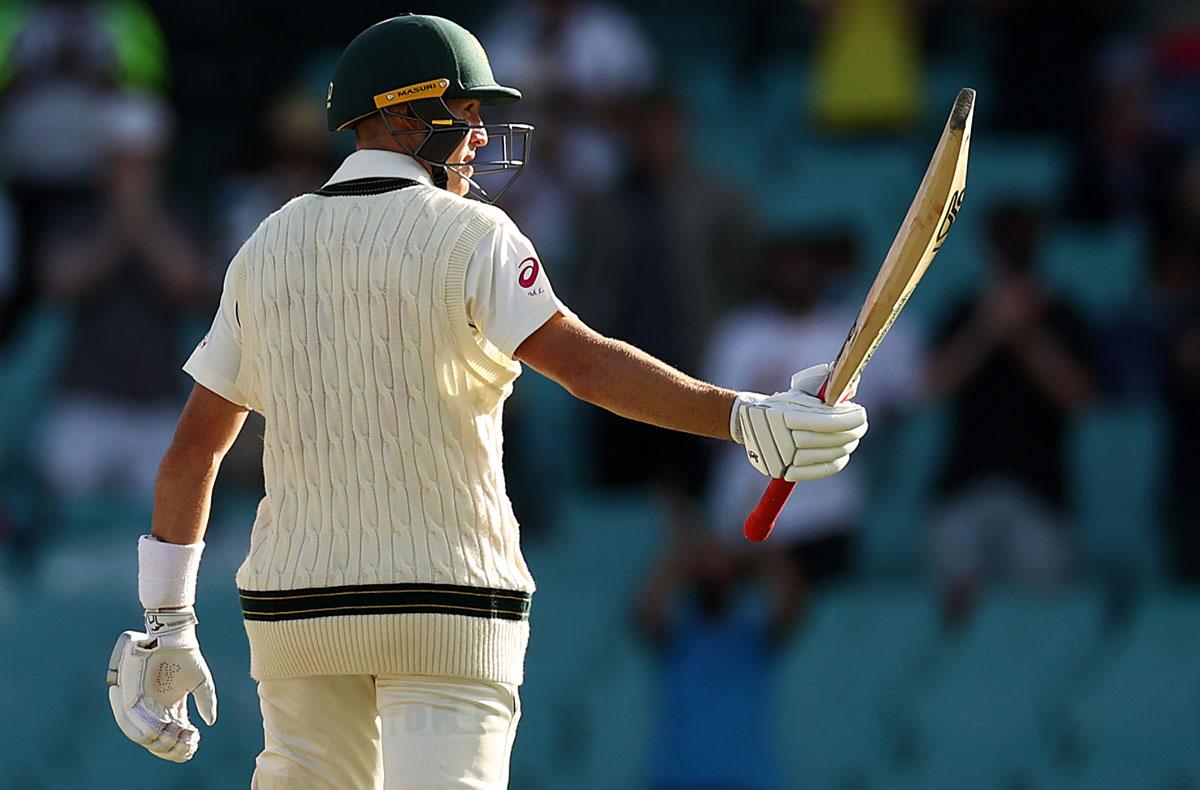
top-left (107, 608), bottom-right (217, 763)
top-left (731, 364), bottom-right (868, 481)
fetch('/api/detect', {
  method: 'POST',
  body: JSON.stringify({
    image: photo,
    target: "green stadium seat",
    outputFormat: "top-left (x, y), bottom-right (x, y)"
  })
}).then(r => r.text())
top-left (857, 406), bottom-right (953, 575)
top-left (899, 587), bottom-right (1104, 787)
top-left (0, 305), bottom-right (71, 453)
top-left (1062, 758), bottom-right (1199, 790)
top-left (760, 141), bottom-right (922, 249)
top-left (1042, 222), bottom-right (1148, 318)
top-left (0, 537), bottom-right (261, 787)
top-left (1070, 403), bottom-right (1167, 579)
top-left (1060, 591), bottom-right (1200, 784)
top-left (512, 493), bottom-right (662, 789)
top-left (56, 493), bottom-right (153, 538)
top-left (960, 137), bottom-right (1069, 210)
top-left (774, 583), bottom-right (939, 788)
top-left (546, 492), bottom-right (664, 594)
top-left (573, 630), bottom-right (656, 790)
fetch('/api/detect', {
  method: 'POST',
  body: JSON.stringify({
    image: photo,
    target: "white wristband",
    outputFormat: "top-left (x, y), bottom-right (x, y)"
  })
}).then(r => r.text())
top-left (138, 535), bottom-right (204, 610)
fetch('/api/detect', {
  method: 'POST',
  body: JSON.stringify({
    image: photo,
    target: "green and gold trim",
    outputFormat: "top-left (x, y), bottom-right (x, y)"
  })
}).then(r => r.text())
top-left (239, 582), bottom-right (533, 622)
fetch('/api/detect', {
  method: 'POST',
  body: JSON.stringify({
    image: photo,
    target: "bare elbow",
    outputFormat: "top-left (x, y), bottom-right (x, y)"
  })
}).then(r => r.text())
top-left (158, 436), bottom-right (222, 483)
top-left (559, 361), bottom-right (602, 405)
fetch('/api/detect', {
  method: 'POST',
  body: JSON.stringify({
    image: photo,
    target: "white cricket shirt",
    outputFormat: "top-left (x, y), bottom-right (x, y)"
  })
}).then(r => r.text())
top-left (181, 150), bottom-right (567, 684)
top-left (185, 150), bottom-right (566, 408)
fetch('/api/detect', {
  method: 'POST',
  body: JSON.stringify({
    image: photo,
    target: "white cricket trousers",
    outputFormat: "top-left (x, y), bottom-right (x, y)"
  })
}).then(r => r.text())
top-left (251, 674), bottom-right (521, 789)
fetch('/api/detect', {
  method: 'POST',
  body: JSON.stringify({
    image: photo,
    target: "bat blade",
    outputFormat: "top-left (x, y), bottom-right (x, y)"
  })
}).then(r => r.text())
top-left (822, 88), bottom-right (974, 404)
top-left (744, 88), bottom-right (975, 543)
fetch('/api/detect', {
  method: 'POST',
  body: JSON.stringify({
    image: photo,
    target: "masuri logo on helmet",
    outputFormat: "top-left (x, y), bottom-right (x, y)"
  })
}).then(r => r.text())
top-left (327, 14), bottom-right (532, 203)
top-left (373, 80), bottom-right (453, 110)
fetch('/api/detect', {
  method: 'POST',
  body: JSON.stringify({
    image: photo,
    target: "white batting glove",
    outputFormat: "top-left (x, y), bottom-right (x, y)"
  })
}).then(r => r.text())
top-left (731, 364), bottom-right (868, 481)
top-left (107, 608), bottom-right (217, 762)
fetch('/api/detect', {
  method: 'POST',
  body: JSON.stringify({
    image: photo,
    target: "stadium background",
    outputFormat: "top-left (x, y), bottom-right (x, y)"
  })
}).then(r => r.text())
top-left (0, 0), bottom-right (1198, 787)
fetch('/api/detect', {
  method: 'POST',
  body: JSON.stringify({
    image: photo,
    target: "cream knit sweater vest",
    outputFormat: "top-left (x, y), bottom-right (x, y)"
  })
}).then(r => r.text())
top-left (230, 180), bottom-right (534, 684)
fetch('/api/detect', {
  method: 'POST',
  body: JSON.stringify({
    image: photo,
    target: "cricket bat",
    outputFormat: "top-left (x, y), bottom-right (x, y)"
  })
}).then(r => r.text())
top-left (743, 88), bottom-right (976, 543)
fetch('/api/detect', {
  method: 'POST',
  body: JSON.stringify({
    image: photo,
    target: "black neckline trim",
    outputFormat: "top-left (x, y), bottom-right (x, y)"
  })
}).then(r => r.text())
top-left (311, 177), bottom-right (423, 197)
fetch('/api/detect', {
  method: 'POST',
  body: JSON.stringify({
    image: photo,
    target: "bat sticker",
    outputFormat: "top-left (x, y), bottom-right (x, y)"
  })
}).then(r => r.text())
top-left (933, 189), bottom-right (965, 252)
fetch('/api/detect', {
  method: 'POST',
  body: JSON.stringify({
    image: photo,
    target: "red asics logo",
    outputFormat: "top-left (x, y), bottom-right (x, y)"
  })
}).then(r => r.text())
top-left (518, 257), bottom-right (540, 288)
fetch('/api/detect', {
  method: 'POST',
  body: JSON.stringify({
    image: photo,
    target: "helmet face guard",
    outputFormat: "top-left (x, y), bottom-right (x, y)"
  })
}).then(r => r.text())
top-left (328, 16), bottom-right (531, 199)
top-left (380, 97), bottom-right (532, 204)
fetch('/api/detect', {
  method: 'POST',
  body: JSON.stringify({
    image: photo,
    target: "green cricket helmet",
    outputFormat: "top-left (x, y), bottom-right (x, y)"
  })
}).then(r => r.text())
top-left (327, 14), bottom-right (532, 202)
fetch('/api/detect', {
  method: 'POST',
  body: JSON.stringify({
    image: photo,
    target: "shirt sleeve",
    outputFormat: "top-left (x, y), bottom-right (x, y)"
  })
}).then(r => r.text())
top-left (183, 255), bottom-right (252, 409)
top-left (465, 216), bottom-right (570, 358)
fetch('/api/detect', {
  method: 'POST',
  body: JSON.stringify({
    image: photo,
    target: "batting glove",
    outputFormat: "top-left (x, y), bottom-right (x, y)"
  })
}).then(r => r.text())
top-left (731, 364), bottom-right (868, 481)
top-left (107, 607), bottom-right (217, 762)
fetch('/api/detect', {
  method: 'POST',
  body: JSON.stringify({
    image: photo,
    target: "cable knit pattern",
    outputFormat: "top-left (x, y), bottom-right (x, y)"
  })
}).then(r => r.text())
top-left (231, 185), bottom-right (534, 683)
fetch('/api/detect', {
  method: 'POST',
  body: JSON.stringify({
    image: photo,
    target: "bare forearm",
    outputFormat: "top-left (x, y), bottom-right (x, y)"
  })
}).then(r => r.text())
top-left (572, 335), bottom-right (736, 440)
top-left (43, 232), bottom-right (123, 297)
top-left (1011, 329), bottom-right (1095, 411)
top-left (926, 323), bottom-right (995, 398)
top-left (140, 226), bottom-right (209, 303)
top-left (150, 451), bottom-right (220, 545)
top-left (516, 313), bottom-right (736, 439)
top-left (147, 384), bottom-right (248, 546)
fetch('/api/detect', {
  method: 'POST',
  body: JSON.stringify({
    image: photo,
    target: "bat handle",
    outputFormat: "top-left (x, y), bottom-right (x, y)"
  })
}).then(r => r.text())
top-left (743, 374), bottom-right (831, 543)
top-left (743, 479), bottom-right (796, 542)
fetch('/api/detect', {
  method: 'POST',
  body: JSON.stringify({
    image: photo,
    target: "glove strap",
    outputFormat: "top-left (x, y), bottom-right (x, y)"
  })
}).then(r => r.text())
top-left (730, 392), bottom-right (763, 445)
top-left (144, 607), bottom-right (198, 639)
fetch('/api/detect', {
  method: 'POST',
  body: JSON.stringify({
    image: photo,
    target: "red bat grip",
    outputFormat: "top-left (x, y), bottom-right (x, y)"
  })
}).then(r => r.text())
top-left (743, 375), bottom-right (832, 542)
top-left (743, 478), bottom-right (796, 541)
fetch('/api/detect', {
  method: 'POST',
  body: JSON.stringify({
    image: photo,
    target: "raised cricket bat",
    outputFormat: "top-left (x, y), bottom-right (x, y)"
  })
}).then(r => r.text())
top-left (743, 88), bottom-right (976, 542)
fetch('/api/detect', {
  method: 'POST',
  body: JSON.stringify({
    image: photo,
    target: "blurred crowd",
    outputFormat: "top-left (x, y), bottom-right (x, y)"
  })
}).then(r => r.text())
top-left (0, 0), bottom-right (1197, 784)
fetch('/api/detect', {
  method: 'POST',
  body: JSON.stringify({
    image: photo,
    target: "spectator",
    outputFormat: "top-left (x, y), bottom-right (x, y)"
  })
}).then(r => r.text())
top-left (1063, 41), bottom-right (1185, 230)
top-left (705, 231), bottom-right (922, 589)
top-left (635, 529), bottom-right (800, 790)
top-left (926, 202), bottom-right (1097, 624)
top-left (0, 0), bottom-right (120, 341)
top-left (467, 1), bottom-right (662, 532)
top-left (485, 0), bottom-right (658, 192)
top-left (808, 0), bottom-right (926, 133)
top-left (571, 88), bottom-right (760, 492)
top-left (0, 0), bottom-right (168, 92)
top-left (1149, 1), bottom-right (1200, 147)
top-left (0, 0), bottom-right (169, 343)
top-left (37, 95), bottom-right (209, 500)
top-left (1107, 233), bottom-right (1200, 580)
top-left (485, 0), bottom-right (656, 106)
top-left (0, 188), bottom-right (17, 307)
top-left (1158, 237), bottom-right (1200, 581)
top-left (1173, 146), bottom-right (1200, 238)
top-left (216, 89), bottom-right (333, 262)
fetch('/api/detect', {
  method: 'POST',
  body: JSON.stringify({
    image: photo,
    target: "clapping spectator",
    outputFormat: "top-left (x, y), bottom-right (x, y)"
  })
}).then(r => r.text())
top-left (216, 89), bottom-right (333, 262)
top-left (0, 0), bottom-right (119, 340)
top-left (0, 0), bottom-right (169, 342)
top-left (635, 529), bottom-right (799, 790)
top-left (926, 202), bottom-right (1097, 624)
top-left (38, 95), bottom-right (209, 500)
